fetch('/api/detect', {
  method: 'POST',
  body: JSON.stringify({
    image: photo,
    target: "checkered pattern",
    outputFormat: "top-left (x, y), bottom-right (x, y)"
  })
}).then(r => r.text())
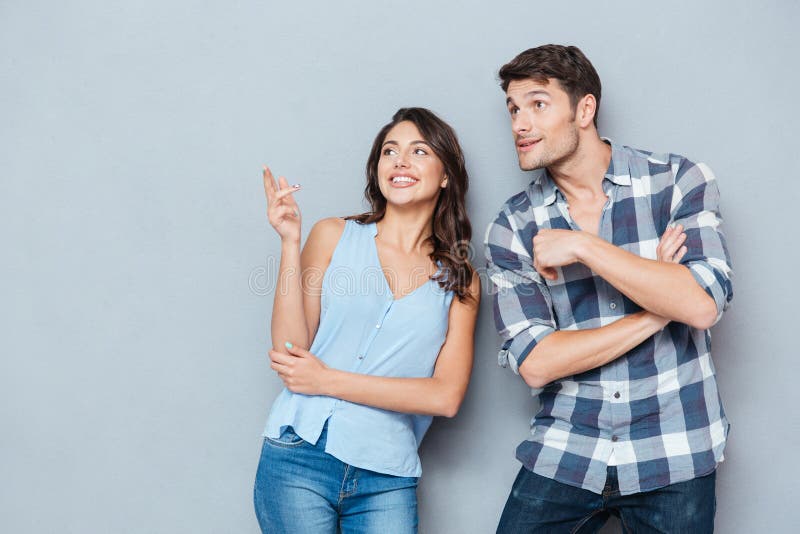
top-left (484, 140), bottom-right (733, 495)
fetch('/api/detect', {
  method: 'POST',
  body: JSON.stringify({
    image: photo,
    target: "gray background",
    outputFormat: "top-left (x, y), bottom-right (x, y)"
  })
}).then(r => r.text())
top-left (1, 1), bottom-right (797, 532)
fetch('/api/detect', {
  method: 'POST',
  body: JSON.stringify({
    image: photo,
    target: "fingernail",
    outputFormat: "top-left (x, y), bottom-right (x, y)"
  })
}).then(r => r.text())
top-left (285, 342), bottom-right (293, 349)
top-left (292, 184), bottom-right (301, 189)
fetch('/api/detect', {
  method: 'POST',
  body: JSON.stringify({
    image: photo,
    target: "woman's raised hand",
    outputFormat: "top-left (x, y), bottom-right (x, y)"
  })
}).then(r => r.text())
top-left (262, 165), bottom-right (302, 242)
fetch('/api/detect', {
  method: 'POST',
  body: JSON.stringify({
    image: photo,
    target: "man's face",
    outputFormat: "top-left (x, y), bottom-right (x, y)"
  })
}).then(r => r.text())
top-left (505, 78), bottom-right (580, 171)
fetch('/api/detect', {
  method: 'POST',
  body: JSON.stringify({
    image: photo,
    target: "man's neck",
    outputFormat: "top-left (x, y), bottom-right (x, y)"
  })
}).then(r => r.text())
top-left (548, 134), bottom-right (612, 201)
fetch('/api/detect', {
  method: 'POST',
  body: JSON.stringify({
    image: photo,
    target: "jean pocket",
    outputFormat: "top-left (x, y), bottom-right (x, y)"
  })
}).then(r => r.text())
top-left (264, 427), bottom-right (305, 449)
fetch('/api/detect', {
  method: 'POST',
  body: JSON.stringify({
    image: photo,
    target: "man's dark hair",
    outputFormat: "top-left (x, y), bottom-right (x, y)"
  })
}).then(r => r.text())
top-left (499, 44), bottom-right (602, 127)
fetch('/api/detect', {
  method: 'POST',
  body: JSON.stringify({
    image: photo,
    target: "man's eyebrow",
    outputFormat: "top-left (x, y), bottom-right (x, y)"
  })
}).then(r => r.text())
top-left (506, 90), bottom-right (550, 105)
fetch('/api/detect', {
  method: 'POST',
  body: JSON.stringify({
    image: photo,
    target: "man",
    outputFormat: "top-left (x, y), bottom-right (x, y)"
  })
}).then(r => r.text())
top-left (485, 44), bottom-right (733, 532)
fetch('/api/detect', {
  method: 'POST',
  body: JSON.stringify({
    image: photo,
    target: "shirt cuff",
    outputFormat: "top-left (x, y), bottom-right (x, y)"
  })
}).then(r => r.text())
top-left (687, 259), bottom-right (733, 324)
top-left (498, 323), bottom-right (555, 375)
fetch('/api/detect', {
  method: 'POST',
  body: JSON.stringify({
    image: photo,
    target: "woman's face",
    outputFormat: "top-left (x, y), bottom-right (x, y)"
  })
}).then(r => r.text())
top-left (376, 121), bottom-right (447, 208)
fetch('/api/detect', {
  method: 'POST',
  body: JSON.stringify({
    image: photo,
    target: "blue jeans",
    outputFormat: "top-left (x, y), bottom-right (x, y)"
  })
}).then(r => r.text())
top-left (497, 465), bottom-right (716, 533)
top-left (253, 425), bottom-right (419, 533)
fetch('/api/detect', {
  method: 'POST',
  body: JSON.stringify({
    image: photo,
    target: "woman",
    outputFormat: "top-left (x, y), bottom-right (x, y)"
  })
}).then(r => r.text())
top-left (253, 107), bottom-right (480, 533)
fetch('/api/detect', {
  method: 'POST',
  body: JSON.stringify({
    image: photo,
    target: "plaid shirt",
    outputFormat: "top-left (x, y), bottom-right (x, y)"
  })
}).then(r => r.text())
top-left (484, 140), bottom-right (733, 495)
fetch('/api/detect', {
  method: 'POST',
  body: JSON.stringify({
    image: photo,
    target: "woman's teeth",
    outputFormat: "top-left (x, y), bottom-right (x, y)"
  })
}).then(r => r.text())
top-left (391, 176), bottom-right (417, 183)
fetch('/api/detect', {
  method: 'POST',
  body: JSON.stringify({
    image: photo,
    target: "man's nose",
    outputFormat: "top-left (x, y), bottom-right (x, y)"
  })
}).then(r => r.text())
top-left (513, 114), bottom-right (531, 135)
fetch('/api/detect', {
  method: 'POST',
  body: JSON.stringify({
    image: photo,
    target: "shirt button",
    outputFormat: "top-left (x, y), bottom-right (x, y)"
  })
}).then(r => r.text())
top-left (609, 302), bottom-right (617, 310)
top-left (611, 435), bottom-right (619, 442)
top-left (375, 323), bottom-right (381, 329)
top-left (357, 354), bottom-right (364, 360)
top-left (614, 392), bottom-right (620, 399)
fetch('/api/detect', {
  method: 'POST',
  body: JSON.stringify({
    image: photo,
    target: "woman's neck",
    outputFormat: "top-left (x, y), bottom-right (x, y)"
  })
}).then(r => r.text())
top-left (376, 206), bottom-right (435, 254)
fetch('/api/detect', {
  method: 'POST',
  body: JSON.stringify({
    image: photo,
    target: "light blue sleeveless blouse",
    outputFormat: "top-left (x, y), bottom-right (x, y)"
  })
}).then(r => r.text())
top-left (263, 219), bottom-right (455, 477)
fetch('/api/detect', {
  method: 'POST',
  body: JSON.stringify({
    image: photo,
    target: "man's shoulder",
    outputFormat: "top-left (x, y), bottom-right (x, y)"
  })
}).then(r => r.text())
top-left (497, 188), bottom-right (532, 215)
top-left (485, 184), bottom-right (540, 246)
top-left (617, 142), bottom-right (701, 183)
top-left (494, 177), bottom-right (551, 216)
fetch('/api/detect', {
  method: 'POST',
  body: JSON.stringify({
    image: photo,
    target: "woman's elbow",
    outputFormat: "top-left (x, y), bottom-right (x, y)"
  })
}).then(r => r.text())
top-left (437, 391), bottom-right (465, 418)
top-left (438, 407), bottom-right (458, 419)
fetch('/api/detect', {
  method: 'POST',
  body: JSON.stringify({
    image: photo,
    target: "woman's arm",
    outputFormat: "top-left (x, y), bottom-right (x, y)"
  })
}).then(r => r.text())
top-left (270, 271), bottom-right (481, 417)
top-left (263, 166), bottom-right (343, 352)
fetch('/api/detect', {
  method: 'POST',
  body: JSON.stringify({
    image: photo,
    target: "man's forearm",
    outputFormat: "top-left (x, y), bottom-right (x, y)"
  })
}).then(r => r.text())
top-left (578, 234), bottom-right (717, 329)
top-left (519, 311), bottom-right (668, 388)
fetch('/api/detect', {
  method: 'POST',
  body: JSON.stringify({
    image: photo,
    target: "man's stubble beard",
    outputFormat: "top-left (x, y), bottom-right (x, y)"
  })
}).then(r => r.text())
top-left (519, 123), bottom-right (580, 172)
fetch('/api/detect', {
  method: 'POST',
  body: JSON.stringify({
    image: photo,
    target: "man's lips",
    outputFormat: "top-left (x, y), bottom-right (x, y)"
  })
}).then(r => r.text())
top-left (517, 138), bottom-right (540, 152)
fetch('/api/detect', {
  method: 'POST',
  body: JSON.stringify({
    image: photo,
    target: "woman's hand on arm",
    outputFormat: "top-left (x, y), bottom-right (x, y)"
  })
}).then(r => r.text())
top-left (272, 272), bottom-right (481, 418)
top-left (269, 343), bottom-right (332, 394)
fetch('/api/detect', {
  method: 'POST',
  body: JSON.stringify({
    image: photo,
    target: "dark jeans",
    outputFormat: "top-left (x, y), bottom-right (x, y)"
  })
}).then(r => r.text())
top-left (497, 466), bottom-right (716, 533)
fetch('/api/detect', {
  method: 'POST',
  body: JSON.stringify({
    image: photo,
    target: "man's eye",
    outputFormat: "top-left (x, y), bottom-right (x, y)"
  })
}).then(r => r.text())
top-left (509, 107), bottom-right (519, 115)
top-left (535, 101), bottom-right (546, 110)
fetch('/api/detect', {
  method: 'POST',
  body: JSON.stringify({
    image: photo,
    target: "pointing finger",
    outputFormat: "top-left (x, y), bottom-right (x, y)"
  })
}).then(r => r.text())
top-left (263, 166), bottom-right (278, 201)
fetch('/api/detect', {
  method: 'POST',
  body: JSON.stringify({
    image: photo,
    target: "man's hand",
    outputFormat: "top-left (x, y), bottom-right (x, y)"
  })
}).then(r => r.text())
top-left (532, 229), bottom-right (587, 281)
top-left (533, 224), bottom-right (688, 281)
top-left (657, 224), bottom-right (687, 263)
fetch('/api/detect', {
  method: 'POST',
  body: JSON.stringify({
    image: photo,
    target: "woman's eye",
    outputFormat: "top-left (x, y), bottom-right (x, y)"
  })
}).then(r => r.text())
top-left (414, 148), bottom-right (428, 155)
top-left (535, 101), bottom-right (546, 110)
top-left (383, 148), bottom-right (397, 156)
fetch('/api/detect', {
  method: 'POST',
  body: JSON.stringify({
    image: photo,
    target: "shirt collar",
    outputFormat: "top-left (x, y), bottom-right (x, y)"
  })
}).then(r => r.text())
top-left (533, 138), bottom-right (631, 206)
top-left (603, 138), bottom-right (632, 186)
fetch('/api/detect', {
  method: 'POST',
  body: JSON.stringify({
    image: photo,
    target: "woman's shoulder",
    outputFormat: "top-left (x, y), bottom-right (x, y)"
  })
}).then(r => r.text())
top-left (310, 216), bottom-right (347, 237)
top-left (303, 217), bottom-right (347, 265)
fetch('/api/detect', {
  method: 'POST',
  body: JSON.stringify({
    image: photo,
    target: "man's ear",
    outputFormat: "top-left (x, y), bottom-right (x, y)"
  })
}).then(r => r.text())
top-left (577, 94), bottom-right (597, 128)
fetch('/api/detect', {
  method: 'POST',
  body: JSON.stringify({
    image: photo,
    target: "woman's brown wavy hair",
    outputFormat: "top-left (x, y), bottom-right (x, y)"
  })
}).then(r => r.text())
top-left (346, 107), bottom-right (474, 302)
